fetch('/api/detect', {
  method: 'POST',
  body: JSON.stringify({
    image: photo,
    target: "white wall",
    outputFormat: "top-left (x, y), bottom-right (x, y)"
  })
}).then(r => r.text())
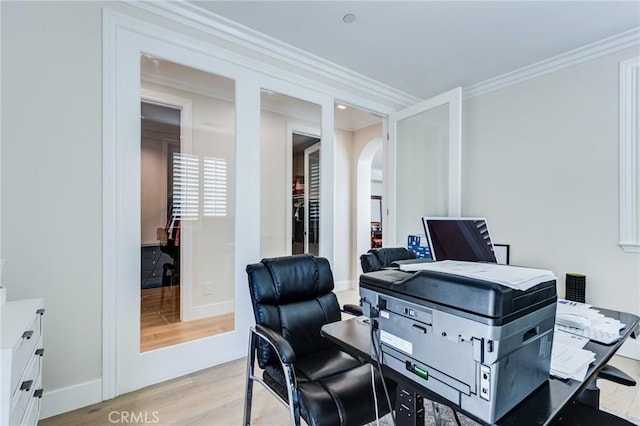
top-left (396, 105), bottom-right (451, 243)
top-left (141, 138), bottom-right (166, 246)
top-left (334, 129), bottom-right (353, 285)
top-left (1, 0), bottom-right (103, 395)
top-left (463, 46), bottom-right (640, 315)
top-left (371, 180), bottom-right (383, 196)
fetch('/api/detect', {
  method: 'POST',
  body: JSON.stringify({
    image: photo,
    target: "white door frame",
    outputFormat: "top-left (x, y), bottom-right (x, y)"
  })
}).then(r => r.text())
top-left (103, 10), bottom-right (336, 399)
top-left (386, 87), bottom-right (462, 246)
top-left (140, 89), bottom-right (193, 322)
top-left (103, 11), bottom-right (260, 398)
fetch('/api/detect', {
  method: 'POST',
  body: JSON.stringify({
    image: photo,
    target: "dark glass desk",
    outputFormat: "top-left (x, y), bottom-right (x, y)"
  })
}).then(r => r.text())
top-left (321, 308), bottom-right (639, 426)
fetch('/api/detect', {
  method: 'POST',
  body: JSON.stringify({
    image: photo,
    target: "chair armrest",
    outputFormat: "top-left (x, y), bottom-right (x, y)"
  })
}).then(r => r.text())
top-left (342, 304), bottom-right (363, 316)
top-left (598, 364), bottom-right (636, 387)
top-left (255, 324), bottom-right (296, 364)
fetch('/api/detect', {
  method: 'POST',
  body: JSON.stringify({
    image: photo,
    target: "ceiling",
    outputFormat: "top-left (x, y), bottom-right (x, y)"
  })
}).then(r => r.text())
top-left (192, 1), bottom-right (640, 100)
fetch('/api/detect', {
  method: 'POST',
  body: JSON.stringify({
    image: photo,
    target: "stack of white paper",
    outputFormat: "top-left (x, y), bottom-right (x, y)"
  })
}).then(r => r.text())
top-left (591, 316), bottom-right (626, 335)
top-left (554, 328), bottom-right (589, 348)
top-left (551, 329), bottom-right (593, 381)
top-left (550, 340), bottom-right (596, 381)
top-left (398, 260), bottom-right (557, 291)
top-left (556, 299), bottom-right (626, 333)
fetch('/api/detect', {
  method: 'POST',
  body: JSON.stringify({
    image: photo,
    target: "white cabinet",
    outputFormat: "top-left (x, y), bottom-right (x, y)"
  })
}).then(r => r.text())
top-left (1, 299), bottom-right (45, 425)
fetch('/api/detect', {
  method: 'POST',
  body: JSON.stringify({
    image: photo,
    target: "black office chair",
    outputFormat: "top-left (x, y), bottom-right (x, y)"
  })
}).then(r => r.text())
top-left (157, 226), bottom-right (180, 311)
top-left (244, 254), bottom-right (396, 426)
top-left (360, 247), bottom-right (417, 273)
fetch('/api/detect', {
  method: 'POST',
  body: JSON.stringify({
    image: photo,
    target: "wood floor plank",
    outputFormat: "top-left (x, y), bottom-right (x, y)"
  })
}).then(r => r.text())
top-left (39, 358), bottom-right (294, 426)
top-left (139, 287), bottom-right (235, 352)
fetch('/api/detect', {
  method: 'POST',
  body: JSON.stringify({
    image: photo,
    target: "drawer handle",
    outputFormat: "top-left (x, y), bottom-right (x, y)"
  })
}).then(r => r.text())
top-left (34, 389), bottom-right (44, 398)
top-left (22, 330), bottom-right (34, 340)
top-left (37, 308), bottom-right (45, 315)
top-left (20, 380), bottom-right (33, 392)
top-left (35, 348), bottom-right (45, 356)
top-left (412, 324), bottom-right (427, 334)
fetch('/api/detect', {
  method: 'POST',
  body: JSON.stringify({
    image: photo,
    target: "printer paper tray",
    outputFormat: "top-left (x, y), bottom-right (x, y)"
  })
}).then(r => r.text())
top-left (382, 344), bottom-right (472, 399)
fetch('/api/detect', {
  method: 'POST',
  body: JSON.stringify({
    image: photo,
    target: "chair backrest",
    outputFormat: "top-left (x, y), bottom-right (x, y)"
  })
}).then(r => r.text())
top-left (360, 247), bottom-right (417, 272)
top-left (246, 254), bottom-right (341, 368)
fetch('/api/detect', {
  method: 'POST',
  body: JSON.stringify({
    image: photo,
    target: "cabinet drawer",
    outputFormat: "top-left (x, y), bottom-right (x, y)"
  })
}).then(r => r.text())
top-left (141, 267), bottom-right (161, 277)
top-left (20, 385), bottom-right (41, 426)
top-left (141, 246), bottom-right (161, 260)
top-left (141, 260), bottom-right (160, 274)
top-left (10, 346), bottom-right (41, 425)
top-left (10, 311), bottom-right (41, 396)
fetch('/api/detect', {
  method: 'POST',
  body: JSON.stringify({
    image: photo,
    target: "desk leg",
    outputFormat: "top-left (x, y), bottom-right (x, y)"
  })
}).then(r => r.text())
top-left (576, 380), bottom-right (600, 409)
top-left (396, 387), bottom-right (425, 426)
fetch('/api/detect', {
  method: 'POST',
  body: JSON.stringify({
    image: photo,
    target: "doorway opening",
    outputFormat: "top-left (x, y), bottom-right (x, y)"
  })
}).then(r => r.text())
top-left (356, 137), bottom-right (384, 274)
top-left (138, 56), bottom-right (238, 354)
top-left (370, 147), bottom-right (384, 249)
top-left (292, 134), bottom-right (321, 255)
top-left (140, 101), bottom-right (182, 340)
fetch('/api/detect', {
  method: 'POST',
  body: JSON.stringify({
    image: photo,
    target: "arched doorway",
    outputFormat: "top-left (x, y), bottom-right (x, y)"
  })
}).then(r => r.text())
top-left (356, 137), bottom-right (383, 276)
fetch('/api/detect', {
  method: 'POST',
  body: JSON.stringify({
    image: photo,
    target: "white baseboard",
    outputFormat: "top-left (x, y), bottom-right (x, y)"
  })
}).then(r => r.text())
top-left (185, 299), bottom-right (234, 321)
top-left (40, 378), bottom-right (102, 420)
top-left (334, 280), bottom-right (356, 292)
top-left (617, 335), bottom-right (640, 361)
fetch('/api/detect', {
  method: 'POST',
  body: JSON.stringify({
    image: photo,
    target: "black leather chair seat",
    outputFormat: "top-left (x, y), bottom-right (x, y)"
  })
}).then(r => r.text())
top-left (295, 346), bottom-right (362, 381)
top-left (262, 350), bottom-right (394, 426)
top-left (262, 346), bottom-right (362, 396)
top-left (298, 364), bottom-right (391, 426)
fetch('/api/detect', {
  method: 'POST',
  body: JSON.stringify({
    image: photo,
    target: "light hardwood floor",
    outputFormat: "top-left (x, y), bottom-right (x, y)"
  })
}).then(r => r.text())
top-left (140, 286), bottom-right (235, 352)
top-left (36, 355), bottom-right (640, 426)
top-left (41, 290), bottom-right (640, 425)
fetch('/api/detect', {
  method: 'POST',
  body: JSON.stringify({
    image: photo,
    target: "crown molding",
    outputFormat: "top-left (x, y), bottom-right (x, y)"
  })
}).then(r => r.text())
top-left (126, 0), bottom-right (421, 108)
top-left (127, 2), bottom-right (638, 109)
top-left (464, 27), bottom-right (640, 100)
top-left (347, 115), bottom-right (382, 132)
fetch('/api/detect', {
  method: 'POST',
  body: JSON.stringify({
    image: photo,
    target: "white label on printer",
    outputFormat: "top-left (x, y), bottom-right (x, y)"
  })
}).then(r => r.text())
top-left (380, 330), bottom-right (413, 355)
top-left (380, 311), bottom-right (390, 319)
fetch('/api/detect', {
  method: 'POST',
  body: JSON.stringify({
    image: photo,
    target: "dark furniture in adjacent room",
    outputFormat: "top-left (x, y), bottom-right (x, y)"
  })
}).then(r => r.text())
top-left (140, 245), bottom-right (173, 289)
top-left (244, 254), bottom-right (396, 426)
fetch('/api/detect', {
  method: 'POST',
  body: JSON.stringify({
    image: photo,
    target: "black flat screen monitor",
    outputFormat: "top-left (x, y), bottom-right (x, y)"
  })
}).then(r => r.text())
top-left (422, 217), bottom-right (497, 263)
